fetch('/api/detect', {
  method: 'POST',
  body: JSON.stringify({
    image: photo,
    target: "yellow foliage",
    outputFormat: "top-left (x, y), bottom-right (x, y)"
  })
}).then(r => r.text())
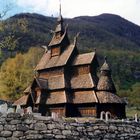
top-left (0, 47), bottom-right (44, 101)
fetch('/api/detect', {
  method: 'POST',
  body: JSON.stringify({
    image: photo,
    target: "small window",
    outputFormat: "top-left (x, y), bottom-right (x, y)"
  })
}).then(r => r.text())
top-left (51, 47), bottom-right (60, 56)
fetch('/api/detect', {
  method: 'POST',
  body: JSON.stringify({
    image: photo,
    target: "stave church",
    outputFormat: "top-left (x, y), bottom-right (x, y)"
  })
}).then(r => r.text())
top-left (14, 6), bottom-right (126, 118)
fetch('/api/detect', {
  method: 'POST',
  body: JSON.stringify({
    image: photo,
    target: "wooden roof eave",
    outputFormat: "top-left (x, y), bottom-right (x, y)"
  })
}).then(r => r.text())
top-left (96, 91), bottom-right (126, 104)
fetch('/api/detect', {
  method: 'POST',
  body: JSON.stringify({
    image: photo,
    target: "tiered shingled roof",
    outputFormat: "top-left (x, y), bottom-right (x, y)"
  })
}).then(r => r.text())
top-left (72, 91), bottom-right (98, 104)
top-left (71, 74), bottom-right (95, 89)
top-left (96, 91), bottom-right (125, 104)
top-left (36, 44), bottom-right (76, 70)
top-left (72, 52), bottom-right (96, 66)
top-left (45, 91), bottom-right (67, 105)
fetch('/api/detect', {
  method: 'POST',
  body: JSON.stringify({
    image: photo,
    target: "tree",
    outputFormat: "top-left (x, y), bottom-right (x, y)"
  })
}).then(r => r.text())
top-left (0, 35), bottom-right (19, 57)
top-left (0, 3), bottom-right (11, 19)
top-left (0, 17), bottom-right (29, 57)
top-left (0, 47), bottom-right (43, 100)
top-left (0, 3), bottom-right (11, 53)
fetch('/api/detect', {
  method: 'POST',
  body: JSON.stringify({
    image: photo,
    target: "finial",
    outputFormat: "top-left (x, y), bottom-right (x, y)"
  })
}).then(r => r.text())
top-left (57, 0), bottom-right (63, 22)
top-left (74, 32), bottom-right (80, 46)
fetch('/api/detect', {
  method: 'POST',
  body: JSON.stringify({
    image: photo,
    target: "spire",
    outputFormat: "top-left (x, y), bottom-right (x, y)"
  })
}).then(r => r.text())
top-left (57, 0), bottom-right (63, 22)
top-left (55, 0), bottom-right (64, 33)
top-left (59, 0), bottom-right (61, 16)
top-left (97, 56), bottom-right (116, 93)
top-left (100, 56), bottom-right (111, 71)
top-left (48, 0), bottom-right (70, 51)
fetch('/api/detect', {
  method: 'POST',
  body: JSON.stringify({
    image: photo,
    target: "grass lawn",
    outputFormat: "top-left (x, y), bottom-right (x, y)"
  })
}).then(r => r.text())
top-left (126, 107), bottom-right (140, 118)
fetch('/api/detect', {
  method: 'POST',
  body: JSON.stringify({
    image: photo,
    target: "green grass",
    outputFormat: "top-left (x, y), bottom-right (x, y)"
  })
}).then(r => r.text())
top-left (126, 107), bottom-right (140, 118)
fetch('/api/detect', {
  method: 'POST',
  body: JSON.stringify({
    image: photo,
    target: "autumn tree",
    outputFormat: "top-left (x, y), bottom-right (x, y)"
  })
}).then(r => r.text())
top-left (0, 47), bottom-right (43, 100)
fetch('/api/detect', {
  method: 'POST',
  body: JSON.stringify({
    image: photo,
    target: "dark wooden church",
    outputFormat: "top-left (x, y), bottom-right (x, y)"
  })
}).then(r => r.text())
top-left (14, 8), bottom-right (126, 118)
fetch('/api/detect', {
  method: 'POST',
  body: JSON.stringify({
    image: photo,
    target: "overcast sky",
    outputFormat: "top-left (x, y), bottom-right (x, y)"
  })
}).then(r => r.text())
top-left (1, 0), bottom-right (140, 25)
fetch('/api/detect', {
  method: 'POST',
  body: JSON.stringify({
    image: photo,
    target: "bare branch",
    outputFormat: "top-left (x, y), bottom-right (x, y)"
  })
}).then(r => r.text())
top-left (0, 3), bottom-right (13, 19)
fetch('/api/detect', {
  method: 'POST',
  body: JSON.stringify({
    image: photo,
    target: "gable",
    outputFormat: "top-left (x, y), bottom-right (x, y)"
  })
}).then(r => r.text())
top-left (35, 44), bottom-right (76, 70)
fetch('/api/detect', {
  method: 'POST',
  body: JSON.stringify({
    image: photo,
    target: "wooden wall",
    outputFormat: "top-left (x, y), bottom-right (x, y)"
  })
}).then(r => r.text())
top-left (66, 104), bottom-right (97, 117)
top-left (50, 107), bottom-right (66, 117)
top-left (78, 107), bottom-right (97, 117)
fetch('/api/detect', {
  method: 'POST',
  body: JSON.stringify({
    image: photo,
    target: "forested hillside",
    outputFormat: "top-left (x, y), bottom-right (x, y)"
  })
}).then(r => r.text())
top-left (0, 13), bottom-right (140, 108)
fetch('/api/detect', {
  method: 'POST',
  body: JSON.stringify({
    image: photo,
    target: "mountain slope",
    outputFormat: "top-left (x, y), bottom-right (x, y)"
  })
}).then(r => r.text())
top-left (2, 13), bottom-right (140, 52)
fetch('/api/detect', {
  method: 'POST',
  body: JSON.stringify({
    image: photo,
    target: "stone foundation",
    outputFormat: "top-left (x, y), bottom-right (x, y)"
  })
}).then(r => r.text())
top-left (0, 113), bottom-right (140, 140)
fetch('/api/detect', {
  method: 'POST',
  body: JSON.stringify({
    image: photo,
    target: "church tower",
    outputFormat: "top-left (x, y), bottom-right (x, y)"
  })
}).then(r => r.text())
top-left (48, 2), bottom-right (70, 56)
top-left (96, 57), bottom-right (126, 118)
top-left (97, 57), bottom-right (116, 93)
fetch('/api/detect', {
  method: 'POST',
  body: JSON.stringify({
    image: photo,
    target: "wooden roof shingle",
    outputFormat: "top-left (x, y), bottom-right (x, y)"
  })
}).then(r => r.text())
top-left (97, 76), bottom-right (116, 92)
top-left (72, 52), bottom-right (95, 66)
top-left (13, 95), bottom-right (29, 106)
top-left (46, 91), bottom-right (67, 105)
top-left (71, 74), bottom-right (95, 89)
top-left (96, 91), bottom-right (126, 104)
top-left (72, 91), bottom-right (98, 104)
